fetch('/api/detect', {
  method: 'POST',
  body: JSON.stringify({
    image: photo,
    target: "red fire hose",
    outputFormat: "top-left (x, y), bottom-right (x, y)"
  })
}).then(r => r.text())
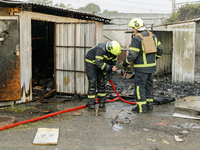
top-left (0, 104), bottom-right (87, 131)
top-left (107, 80), bottom-right (137, 105)
top-left (0, 80), bottom-right (136, 131)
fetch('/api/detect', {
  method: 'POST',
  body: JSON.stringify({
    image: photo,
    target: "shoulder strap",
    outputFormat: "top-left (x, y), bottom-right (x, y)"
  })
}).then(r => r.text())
top-left (135, 33), bottom-right (144, 39)
top-left (147, 30), bottom-right (153, 37)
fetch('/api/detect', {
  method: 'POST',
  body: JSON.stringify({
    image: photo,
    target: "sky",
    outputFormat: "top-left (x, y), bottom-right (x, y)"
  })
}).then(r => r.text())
top-left (51, 0), bottom-right (200, 13)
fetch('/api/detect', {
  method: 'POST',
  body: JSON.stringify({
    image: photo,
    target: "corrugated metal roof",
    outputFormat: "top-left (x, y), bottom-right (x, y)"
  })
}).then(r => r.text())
top-left (0, 0), bottom-right (26, 6)
top-left (147, 17), bottom-right (200, 29)
top-left (0, 1), bottom-right (111, 24)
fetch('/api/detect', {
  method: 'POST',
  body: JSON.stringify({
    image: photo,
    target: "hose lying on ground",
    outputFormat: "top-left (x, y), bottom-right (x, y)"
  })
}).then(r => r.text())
top-left (0, 80), bottom-right (136, 131)
top-left (106, 80), bottom-right (137, 105)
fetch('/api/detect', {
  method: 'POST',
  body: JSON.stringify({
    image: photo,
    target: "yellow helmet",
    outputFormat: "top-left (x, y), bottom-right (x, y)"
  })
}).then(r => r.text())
top-left (128, 18), bottom-right (144, 30)
top-left (107, 41), bottom-right (121, 56)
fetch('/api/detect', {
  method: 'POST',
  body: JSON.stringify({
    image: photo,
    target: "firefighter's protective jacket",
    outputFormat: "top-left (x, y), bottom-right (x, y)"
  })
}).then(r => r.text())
top-left (123, 30), bottom-right (163, 73)
top-left (85, 43), bottom-right (117, 72)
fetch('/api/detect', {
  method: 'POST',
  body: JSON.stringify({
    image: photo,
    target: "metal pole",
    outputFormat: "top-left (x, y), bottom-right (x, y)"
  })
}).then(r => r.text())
top-left (172, 0), bottom-right (176, 13)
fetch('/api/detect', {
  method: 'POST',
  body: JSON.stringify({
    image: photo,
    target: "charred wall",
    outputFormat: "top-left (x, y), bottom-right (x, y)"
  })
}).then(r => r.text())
top-left (0, 20), bottom-right (20, 101)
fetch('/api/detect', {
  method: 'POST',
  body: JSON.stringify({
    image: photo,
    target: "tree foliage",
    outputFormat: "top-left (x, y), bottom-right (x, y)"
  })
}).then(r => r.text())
top-left (78, 3), bottom-right (101, 13)
top-left (166, 3), bottom-right (200, 23)
top-left (54, 3), bottom-right (72, 9)
top-left (103, 9), bottom-right (119, 13)
top-left (28, 0), bottom-right (52, 5)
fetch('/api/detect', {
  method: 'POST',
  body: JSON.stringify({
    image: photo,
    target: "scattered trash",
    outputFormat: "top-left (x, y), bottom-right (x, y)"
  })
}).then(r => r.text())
top-left (173, 123), bottom-right (200, 129)
top-left (156, 119), bottom-right (173, 126)
top-left (156, 123), bottom-right (167, 126)
top-left (111, 118), bottom-right (131, 124)
top-left (41, 110), bottom-right (51, 114)
top-left (146, 138), bottom-right (156, 142)
top-left (162, 140), bottom-right (169, 144)
top-left (72, 112), bottom-right (82, 116)
top-left (33, 128), bottom-right (59, 145)
top-left (143, 128), bottom-right (149, 132)
top-left (174, 135), bottom-right (185, 142)
top-left (43, 89), bottom-right (56, 99)
top-left (112, 124), bottom-right (123, 132)
top-left (33, 86), bottom-right (44, 91)
top-left (179, 130), bottom-right (189, 134)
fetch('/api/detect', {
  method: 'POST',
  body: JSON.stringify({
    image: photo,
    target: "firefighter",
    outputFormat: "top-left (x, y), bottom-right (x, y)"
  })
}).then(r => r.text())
top-left (85, 41), bottom-right (121, 109)
top-left (122, 18), bottom-right (163, 113)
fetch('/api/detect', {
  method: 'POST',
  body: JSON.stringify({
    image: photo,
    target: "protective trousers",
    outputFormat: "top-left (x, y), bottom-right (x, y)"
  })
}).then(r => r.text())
top-left (85, 62), bottom-right (106, 105)
top-left (134, 72), bottom-right (154, 113)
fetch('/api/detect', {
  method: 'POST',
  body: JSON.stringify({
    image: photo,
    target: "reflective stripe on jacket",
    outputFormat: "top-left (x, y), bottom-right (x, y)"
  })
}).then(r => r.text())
top-left (124, 30), bottom-right (163, 73)
top-left (85, 43), bottom-right (117, 72)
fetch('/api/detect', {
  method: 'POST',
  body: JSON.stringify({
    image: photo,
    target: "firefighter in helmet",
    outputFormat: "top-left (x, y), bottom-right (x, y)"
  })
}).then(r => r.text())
top-left (85, 41), bottom-right (121, 109)
top-left (122, 18), bottom-right (163, 113)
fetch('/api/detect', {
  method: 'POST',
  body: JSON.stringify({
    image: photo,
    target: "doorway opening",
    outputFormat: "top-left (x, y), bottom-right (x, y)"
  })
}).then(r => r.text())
top-left (31, 20), bottom-right (55, 98)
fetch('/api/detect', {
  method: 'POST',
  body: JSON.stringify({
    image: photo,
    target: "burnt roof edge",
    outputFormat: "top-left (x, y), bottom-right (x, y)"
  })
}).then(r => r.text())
top-left (0, 1), bottom-right (111, 24)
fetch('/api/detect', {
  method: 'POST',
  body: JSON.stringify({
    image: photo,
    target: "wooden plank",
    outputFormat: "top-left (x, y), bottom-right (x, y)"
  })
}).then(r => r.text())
top-left (175, 96), bottom-right (200, 112)
top-left (183, 96), bottom-right (200, 102)
top-left (173, 113), bottom-right (200, 120)
top-left (33, 128), bottom-right (59, 145)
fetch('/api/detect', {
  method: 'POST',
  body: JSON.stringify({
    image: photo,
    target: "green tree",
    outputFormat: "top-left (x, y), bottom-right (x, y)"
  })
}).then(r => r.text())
top-left (54, 3), bottom-right (72, 9)
top-left (166, 3), bottom-right (200, 23)
top-left (78, 3), bottom-right (101, 13)
top-left (59, 3), bottom-right (66, 8)
top-left (103, 9), bottom-right (119, 13)
top-left (28, 0), bottom-right (52, 5)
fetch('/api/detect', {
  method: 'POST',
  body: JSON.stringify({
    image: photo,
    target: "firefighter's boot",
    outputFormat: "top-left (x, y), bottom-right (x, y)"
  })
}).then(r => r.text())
top-left (132, 101), bottom-right (147, 113)
top-left (98, 96), bottom-right (106, 108)
top-left (99, 102), bottom-right (105, 108)
top-left (147, 102), bottom-right (153, 111)
top-left (88, 104), bottom-right (95, 109)
top-left (146, 98), bottom-right (153, 111)
top-left (87, 99), bottom-right (95, 109)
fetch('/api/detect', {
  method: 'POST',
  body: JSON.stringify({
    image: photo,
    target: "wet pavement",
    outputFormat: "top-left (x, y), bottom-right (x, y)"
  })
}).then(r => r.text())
top-left (0, 98), bottom-right (200, 150)
top-left (0, 75), bottom-right (200, 150)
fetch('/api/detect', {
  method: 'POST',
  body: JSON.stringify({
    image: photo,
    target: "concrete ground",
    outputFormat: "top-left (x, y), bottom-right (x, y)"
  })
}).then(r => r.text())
top-left (0, 98), bottom-right (200, 150)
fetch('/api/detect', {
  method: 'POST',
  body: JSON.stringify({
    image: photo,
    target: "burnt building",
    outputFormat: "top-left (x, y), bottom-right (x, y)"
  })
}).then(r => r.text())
top-left (0, 1), bottom-right (111, 105)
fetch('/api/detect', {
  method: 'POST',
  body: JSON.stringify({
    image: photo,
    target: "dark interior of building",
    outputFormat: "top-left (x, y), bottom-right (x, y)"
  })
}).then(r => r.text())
top-left (31, 20), bottom-right (55, 97)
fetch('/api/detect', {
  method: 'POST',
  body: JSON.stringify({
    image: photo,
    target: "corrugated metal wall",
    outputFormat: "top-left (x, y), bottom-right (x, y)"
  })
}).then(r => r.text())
top-left (17, 11), bottom-right (103, 102)
top-left (195, 22), bottom-right (200, 82)
top-left (56, 23), bottom-right (96, 95)
top-left (172, 22), bottom-right (196, 83)
top-left (151, 22), bottom-right (196, 83)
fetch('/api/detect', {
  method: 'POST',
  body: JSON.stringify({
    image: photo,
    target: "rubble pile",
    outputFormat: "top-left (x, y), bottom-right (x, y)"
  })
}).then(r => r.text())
top-left (32, 76), bottom-right (54, 99)
top-left (32, 73), bottom-right (200, 101)
top-left (111, 74), bottom-right (200, 100)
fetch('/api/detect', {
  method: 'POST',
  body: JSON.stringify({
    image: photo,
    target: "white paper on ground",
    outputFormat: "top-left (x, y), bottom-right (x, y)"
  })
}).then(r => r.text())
top-left (33, 128), bottom-right (59, 145)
